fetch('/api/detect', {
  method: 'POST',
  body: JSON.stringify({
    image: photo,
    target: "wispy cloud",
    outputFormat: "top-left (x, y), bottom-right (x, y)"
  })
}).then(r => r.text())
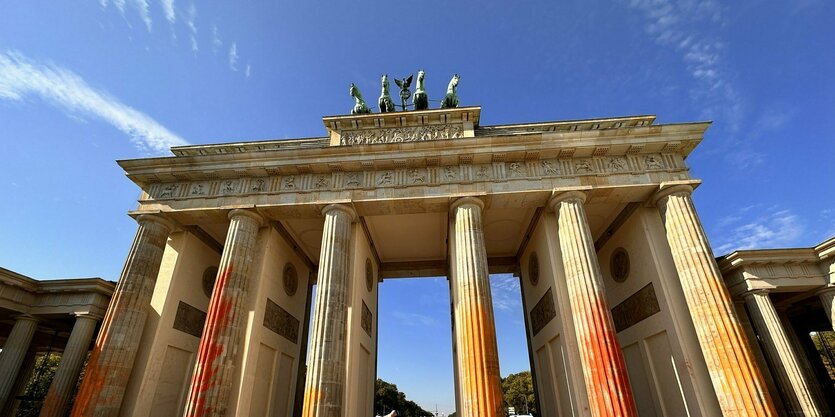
top-left (0, 50), bottom-right (187, 154)
top-left (712, 207), bottom-right (805, 254)
top-left (490, 275), bottom-right (521, 312)
top-left (245, 64), bottom-right (251, 78)
top-left (392, 311), bottom-right (436, 327)
top-left (132, 0), bottom-right (152, 31)
top-left (185, 3), bottom-right (198, 52)
top-left (228, 43), bottom-right (238, 71)
top-left (161, 0), bottom-right (175, 24)
top-left (211, 25), bottom-right (223, 52)
top-left (625, 0), bottom-right (741, 129)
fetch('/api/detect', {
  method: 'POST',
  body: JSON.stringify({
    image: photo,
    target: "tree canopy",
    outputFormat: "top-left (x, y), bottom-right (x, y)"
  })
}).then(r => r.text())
top-left (374, 378), bottom-right (434, 417)
top-left (501, 371), bottom-right (537, 416)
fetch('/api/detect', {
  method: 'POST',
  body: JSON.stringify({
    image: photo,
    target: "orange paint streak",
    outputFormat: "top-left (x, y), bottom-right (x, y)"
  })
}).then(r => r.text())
top-left (301, 388), bottom-right (322, 417)
top-left (458, 296), bottom-right (502, 417)
top-left (184, 263), bottom-right (235, 417)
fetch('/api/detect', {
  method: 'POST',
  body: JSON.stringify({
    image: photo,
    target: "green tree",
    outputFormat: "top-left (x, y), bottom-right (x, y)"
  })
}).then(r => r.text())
top-left (501, 371), bottom-right (537, 416)
top-left (16, 353), bottom-right (61, 417)
top-left (374, 378), bottom-right (433, 417)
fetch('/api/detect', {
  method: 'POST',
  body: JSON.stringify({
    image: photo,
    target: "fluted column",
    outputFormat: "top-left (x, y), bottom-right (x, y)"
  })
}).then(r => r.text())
top-left (653, 184), bottom-right (777, 416)
top-left (40, 313), bottom-right (101, 417)
top-left (449, 197), bottom-right (503, 417)
top-left (0, 348), bottom-right (36, 417)
top-left (744, 290), bottom-right (826, 416)
top-left (0, 315), bottom-right (39, 410)
top-left (301, 204), bottom-right (355, 417)
top-left (71, 214), bottom-right (174, 417)
top-left (183, 209), bottom-right (263, 417)
top-left (817, 286), bottom-right (835, 331)
top-left (548, 191), bottom-right (637, 417)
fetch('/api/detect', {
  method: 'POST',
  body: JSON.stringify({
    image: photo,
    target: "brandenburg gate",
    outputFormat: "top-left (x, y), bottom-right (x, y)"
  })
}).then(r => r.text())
top-left (69, 105), bottom-right (780, 416)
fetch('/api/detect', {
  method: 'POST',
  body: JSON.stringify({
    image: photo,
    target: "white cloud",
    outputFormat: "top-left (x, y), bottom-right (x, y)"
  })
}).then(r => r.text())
top-left (161, 0), bottom-right (175, 24)
top-left (132, 0), bottom-right (152, 31)
top-left (712, 207), bottom-right (805, 254)
top-left (490, 275), bottom-right (521, 312)
top-left (392, 311), bottom-right (436, 327)
top-left (211, 25), bottom-right (223, 52)
top-left (625, 0), bottom-right (740, 128)
top-left (186, 3), bottom-right (198, 52)
top-left (245, 64), bottom-right (251, 78)
top-left (0, 50), bottom-right (187, 154)
top-left (228, 43), bottom-right (238, 71)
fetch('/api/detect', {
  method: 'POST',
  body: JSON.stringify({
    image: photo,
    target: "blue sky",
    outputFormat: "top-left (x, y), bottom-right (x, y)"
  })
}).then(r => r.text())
top-left (1, 0), bottom-right (833, 414)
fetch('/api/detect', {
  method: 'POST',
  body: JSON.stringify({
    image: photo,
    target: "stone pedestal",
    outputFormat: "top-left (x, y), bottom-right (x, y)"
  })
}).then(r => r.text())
top-left (71, 214), bottom-right (174, 417)
top-left (0, 315), bottom-right (39, 410)
top-left (817, 287), bottom-right (835, 332)
top-left (39, 314), bottom-right (100, 417)
top-left (549, 191), bottom-right (637, 417)
top-left (183, 209), bottom-right (263, 417)
top-left (301, 204), bottom-right (356, 417)
top-left (653, 184), bottom-right (777, 416)
top-left (449, 197), bottom-right (504, 417)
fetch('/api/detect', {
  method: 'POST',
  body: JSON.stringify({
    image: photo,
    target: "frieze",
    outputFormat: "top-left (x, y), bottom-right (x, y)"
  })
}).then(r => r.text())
top-left (530, 287), bottom-right (556, 336)
top-left (611, 283), bottom-right (660, 332)
top-left (340, 124), bottom-right (464, 146)
top-left (173, 301), bottom-right (207, 338)
top-left (147, 152), bottom-right (684, 201)
top-left (263, 298), bottom-right (300, 343)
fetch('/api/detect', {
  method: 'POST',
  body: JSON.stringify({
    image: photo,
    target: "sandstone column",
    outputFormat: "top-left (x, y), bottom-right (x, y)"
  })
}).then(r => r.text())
top-left (653, 184), bottom-right (777, 416)
top-left (0, 315), bottom-right (39, 410)
top-left (301, 204), bottom-right (355, 417)
top-left (39, 313), bottom-right (101, 417)
top-left (0, 348), bottom-right (36, 417)
top-left (449, 197), bottom-right (503, 417)
top-left (183, 209), bottom-right (263, 417)
top-left (817, 286), bottom-right (835, 331)
top-left (71, 214), bottom-right (174, 417)
top-left (548, 191), bottom-right (638, 417)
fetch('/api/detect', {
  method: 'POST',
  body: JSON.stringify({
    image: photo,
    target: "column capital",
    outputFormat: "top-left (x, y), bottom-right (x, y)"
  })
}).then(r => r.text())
top-left (228, 208), bottom-right (264, 226)
top-left (450, 196), bottom-right (485, 213)
top-left (815, 285), bottom-right (835, 296)
top-left (650, 180), bottom-right (701, 207)
top-left (136, 213), bottom-right (176, 232)
top-left (547, 190), bottom-right (588, 211)
top-left (13, 314), bottom-right (39, 324)
top-left (743, 288), bottom-right (772, 298)
top-left (72, 312), bottom-right (103, 322)
top-left (321, 203), bottom-right (357, 222)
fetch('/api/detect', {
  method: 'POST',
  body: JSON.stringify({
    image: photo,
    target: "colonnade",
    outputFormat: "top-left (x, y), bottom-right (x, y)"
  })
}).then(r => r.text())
top-left (56, 184), bottom-right (803, 417)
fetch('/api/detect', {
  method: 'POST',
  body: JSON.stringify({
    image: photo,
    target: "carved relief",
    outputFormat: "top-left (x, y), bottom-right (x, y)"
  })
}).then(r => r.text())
top-left (173, 301), bottom-right (207, 338)
top-left (409, 169), bottom-right (426, 184)
top-left (250, 178), bottom-right (265, 192)
top-left (476, 165), bottom-right (491, 179)
top-left (283, 175), bottom-right (296, 189)
top-left (645, 155), bottom-right (664, 169)
top-left (159, 184), bottom-right (179, 198)
top-left (575, 159), bottom-right (594, 174)
top-left (444, 166), bottom-right (457, 180)
top-left (508, 162), bottom-right (525, 177)
top-left (541, 160), bottom-right (559, 175)
top-left (528, 252), bottom-right (539, 286)
top-left (202, 266), bottom-right (218, 298)
top-left (378, 171), bottom-right (393, 185)
top-left (612, 283), bottom-right (660, 332)
top-left (340, 124), bottom-right (464, 146)
top-left (221, 180), bottom-right (238, 194)
top-left (365, 258), bottom-right (374, 292)
top-left (361, 300), bottom-right (373, 337)
top-left (530, 287), bottom-right (556, 336)
top-left (283, 263), bottom-right (298, 296)
top-left (608, 157), bottom-right (627, 172)
top-left (345, 172), bottom-right (361, 187)
top-left (263, 298), bottom-right (299, 343)
top-left (610, 248), bottom-right (630, 283)
top-left (190, 184), bottom-right (207, 196)
top-left (314, 175), bottom-right (330, 188)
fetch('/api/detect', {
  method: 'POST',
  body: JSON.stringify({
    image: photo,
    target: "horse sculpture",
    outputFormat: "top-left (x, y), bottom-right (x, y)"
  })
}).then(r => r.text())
top-left (378, 75), bottom-right (396, 113)
top-left (350, 83), bottom-right (371, 115)
top-left (440, 74), bottom-right (460, 109)
top-left (412, 70), bottom-right (428, 110)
